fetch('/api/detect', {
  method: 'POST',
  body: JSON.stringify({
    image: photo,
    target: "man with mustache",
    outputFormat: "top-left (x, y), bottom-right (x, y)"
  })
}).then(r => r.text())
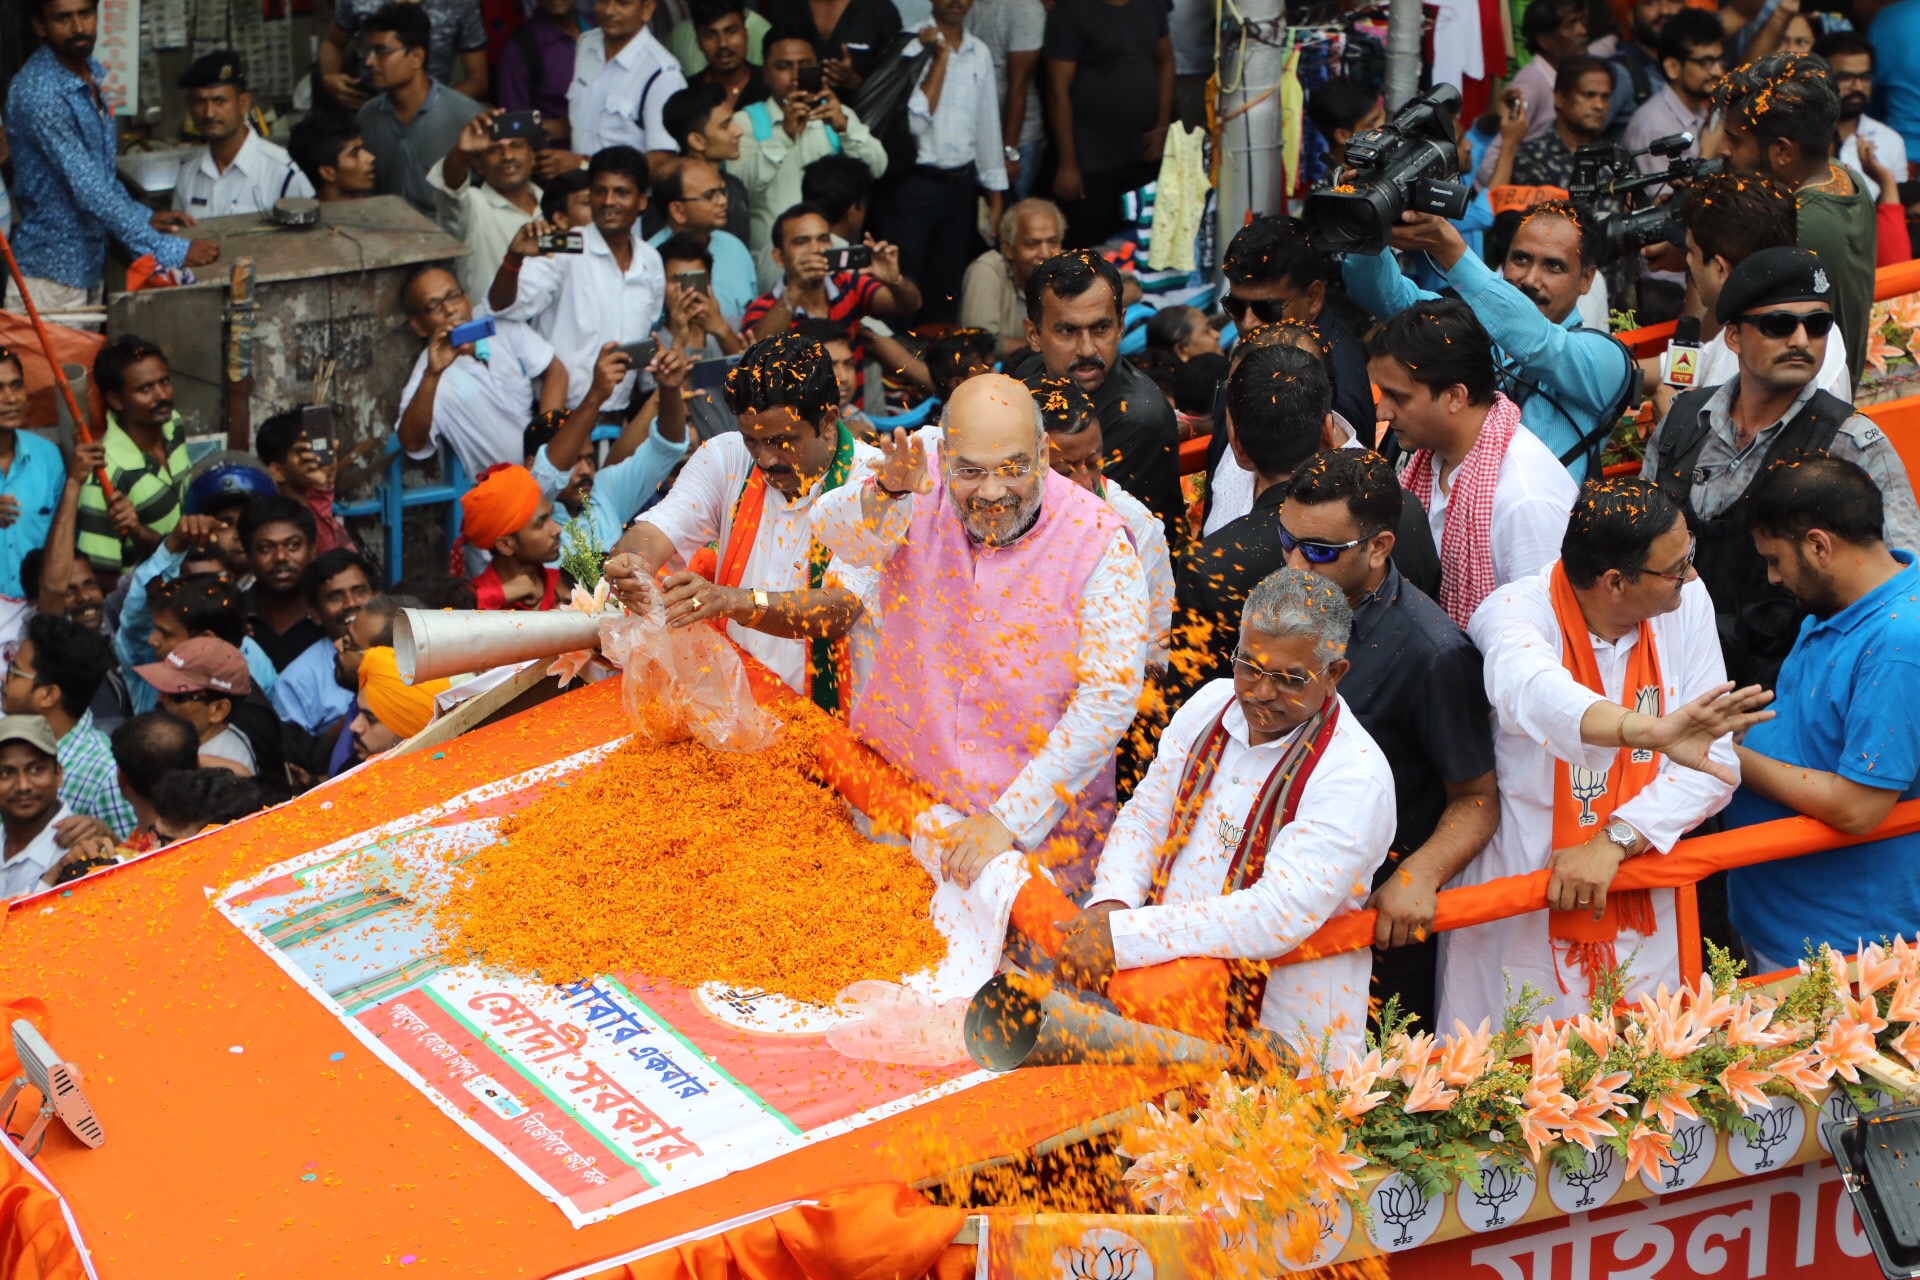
top-left (1724, 457), bottom-right (1920, 973)
top-left (811, 372), bottom-right (1149, 897)
top-left (602, 333), bottom-right (880, 713)
top-left (1817, 34), bottom-right (1908, 203)
top-left (429, 109), bottom-right (541, 307)
top-left (171, 52), bottom-right (313, 219)
top-left (1645, 247), bottom-right (1920, 688)
top-left (75, 337), bottom-right (193, 586)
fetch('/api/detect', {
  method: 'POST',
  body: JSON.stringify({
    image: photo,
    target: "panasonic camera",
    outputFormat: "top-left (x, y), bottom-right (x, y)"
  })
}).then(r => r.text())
top-left (1568, 134), bottom-right (1724, 266)
top-left (1305, 85), bottom-right (1473, 255)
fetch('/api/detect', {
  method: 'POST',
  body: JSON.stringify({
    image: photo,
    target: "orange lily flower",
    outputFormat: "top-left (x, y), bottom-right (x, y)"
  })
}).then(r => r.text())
top-left (1403, 1064), bottom-right (1460, 1113)
top-left (1625, 1122), bottom-right (1675, 1185)
top-left (1717, 1056), bottom-right (1773, 1112)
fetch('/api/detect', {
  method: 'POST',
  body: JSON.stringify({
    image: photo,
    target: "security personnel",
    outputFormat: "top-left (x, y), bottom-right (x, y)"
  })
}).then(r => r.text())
top-left (172, 51), bottom-right (313, 219)
top-left (1645, 247), bottom-right (1920, 687)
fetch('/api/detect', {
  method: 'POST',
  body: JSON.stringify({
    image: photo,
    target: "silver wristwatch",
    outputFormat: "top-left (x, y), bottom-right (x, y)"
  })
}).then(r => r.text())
top-left (1603, 818), bottom-right (1639, 852)
top-left (1003, 145), bottom-right (1020, 163)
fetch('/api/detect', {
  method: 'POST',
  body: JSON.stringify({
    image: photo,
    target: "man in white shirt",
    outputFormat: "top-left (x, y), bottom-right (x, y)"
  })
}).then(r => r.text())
top-left (1052, 568), bottom-right (1394, 1057)
top-left (549, 0), bottom-right (686, 171)
top-left (646, 157), bottom-right (758, 325)
top-left (1371, 299), bottom-right (1578, 629)
top-left (0, 715), bottom-right (89, 900)
top-left (812, 373), bottom-right (1149, 897)
top-left (428, 108), bottom-right (541, 305)
top-left (602, 333), bottom-right (878, 714)
top-left (1821, 32), bottom-right (1910, 202)
top-left (172, 51), bottom-right (314, 218)
top-left (873, 0), bottom-right (1008, 322)
top-left (1448, 478), bottom-right (1772, 1029)
top-left (490, 146), bottom-right (666, 415)
top-left (398, 265), bottom-right (569, 475)
top-left (727, 31), bottom-right (890, 253)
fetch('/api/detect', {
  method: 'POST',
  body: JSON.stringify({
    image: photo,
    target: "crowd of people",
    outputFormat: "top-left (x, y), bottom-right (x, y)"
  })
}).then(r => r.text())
top-left (0, 0), bottom-right (1916, 1053)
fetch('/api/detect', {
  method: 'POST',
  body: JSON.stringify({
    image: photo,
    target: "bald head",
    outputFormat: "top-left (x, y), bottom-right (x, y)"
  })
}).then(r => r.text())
top-left (944, 373), bottom-right (1046, 458)
top-left (942, 373), bottom-right (1050, 547)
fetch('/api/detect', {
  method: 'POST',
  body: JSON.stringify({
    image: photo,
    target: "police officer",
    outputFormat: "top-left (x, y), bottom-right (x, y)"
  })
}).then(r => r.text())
top-left (172, 51), bottom-right (313, 220)
top-left (1645, 247), bottom-right (1920, 687)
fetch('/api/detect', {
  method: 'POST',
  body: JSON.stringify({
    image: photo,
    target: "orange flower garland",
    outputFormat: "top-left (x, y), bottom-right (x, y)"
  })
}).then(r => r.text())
top-left (434, 704), bottom-right (947, 1006)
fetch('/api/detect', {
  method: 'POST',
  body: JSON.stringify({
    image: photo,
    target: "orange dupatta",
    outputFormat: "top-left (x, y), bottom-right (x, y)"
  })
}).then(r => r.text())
top-left (1547, 562), bottom-right (1663, 997)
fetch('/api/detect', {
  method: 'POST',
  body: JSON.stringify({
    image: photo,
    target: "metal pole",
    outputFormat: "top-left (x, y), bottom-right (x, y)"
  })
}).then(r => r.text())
top-left (1384, 0), bottom-right (1424, 111)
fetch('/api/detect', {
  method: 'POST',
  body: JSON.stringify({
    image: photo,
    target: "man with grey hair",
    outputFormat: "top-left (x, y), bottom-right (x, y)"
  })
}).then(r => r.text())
top-left (1050, 566), bottom-right (1395, 1056)
top-left (960, 197), bottom-right (1066, 357)
top-left (812, 372), bottom-right (1149, 898)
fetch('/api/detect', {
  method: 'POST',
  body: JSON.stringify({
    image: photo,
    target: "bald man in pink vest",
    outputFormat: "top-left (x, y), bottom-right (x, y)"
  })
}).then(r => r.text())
top-left (812, 373), bottom-right (1151, 897)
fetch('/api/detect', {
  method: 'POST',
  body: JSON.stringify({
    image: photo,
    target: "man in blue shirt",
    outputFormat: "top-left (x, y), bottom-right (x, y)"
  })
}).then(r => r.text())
top-left (1342, 201), bottom-right (1636, 480)
top-left (270, 549), bottom-right (375, 736)
top-left (1871, 0), bottom-right (1920, 155)
top-left (0, 350), bottom-right (64, 604)
top-left (7, 0), bottom-right (219, 307)
top-left (1726, 457), bottom-right (1920, 973)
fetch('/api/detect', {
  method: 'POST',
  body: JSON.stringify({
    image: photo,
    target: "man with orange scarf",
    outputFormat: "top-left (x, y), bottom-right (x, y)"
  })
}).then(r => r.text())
top-left (458, 463), bottom-right (563, 610)
top-left (1444, 478), bottom-right (1774, 1028)
top-left (602, 332), bottom-right (878, 715)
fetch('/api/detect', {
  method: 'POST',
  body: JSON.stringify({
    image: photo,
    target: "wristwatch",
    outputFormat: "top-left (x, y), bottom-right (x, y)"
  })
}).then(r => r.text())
top-left (750, 588), bottom-right (770, 624)
top-left (1003, 145), bottom-right (1020, 163)
top-left (1603, 818), bottom-right (1640, 853)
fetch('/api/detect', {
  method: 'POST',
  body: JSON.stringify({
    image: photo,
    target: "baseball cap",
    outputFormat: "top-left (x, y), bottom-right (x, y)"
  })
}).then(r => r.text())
top-left (133, 637), bottom-right (254, 698)
top-left (0, 715), bottom-right (59, 757)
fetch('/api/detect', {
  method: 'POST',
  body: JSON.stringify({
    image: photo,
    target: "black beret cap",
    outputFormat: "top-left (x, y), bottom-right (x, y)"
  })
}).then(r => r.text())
top-left (178, 50), bottom-right (246, 91)
top-left (1715, 245), bottom-right (1836, 324)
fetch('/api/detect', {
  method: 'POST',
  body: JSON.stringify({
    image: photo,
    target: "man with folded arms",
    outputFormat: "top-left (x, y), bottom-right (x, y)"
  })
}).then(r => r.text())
top-left (1446, 478), bottom-right (1774, 1028)
top-left (812, 372), bottom-right (1148, 897)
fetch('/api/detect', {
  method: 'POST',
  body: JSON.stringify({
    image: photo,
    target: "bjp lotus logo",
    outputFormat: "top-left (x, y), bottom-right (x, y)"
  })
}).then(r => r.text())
top-left (1630, 685), bottom-right (1661, 763)
top-left (1570, 764), bottom-right (1609, 827)
top-left (1053, 1228), bottom-right (1152, 1280)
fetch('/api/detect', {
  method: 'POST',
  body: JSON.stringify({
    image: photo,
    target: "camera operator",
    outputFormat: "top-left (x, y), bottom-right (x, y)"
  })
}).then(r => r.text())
top-left (1714, 51), bottom-right (1873, 386)
top-left (1342, 198), bottom-right (1636, 480)
top-left (1642, 247), bottom-right (1920, 688)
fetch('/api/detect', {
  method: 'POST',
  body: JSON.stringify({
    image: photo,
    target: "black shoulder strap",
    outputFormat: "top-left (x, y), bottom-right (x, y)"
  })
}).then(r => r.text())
top-left (1791, 388), bottom-right (1855, 444)
top-left (1657, 383), bottom-right (1721, 504)
top-left (509, 20), bottom-right (545, 103)
top-left (1546, 327), bottom-right (1643, 471)
top-left (1622, 52), bottom-right (1653, 105)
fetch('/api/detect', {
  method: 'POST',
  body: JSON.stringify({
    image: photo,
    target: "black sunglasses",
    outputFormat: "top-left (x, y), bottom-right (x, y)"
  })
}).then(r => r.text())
top-left (1739, 310), bottom-right (1834, 340)
top-left (1226, 293), bottom-right (1293, 325)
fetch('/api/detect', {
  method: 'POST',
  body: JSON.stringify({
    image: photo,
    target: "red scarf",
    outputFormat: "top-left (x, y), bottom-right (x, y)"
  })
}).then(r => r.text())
top-left (1399, 391), bottom-right (1524, 628)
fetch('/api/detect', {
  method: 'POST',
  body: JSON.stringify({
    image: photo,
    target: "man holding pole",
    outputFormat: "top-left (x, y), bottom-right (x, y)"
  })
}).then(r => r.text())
top-left (810, 373), bottom-right (1149, 897)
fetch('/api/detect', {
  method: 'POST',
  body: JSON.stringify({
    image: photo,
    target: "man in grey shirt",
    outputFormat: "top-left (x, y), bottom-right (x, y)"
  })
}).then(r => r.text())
top-left (967, 0), bottom-right (1045, 198)
top-left (355, 4), bottom-right (481, 216)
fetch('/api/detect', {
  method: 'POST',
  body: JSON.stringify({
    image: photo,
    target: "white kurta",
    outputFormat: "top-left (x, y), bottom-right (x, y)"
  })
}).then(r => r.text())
top-left (1446, 571), bottom-right (1738, 1028)
top-left (1425, 424), bottom-right (1579, 591)
top-left (1088, 681), bottom-right (1396, 1057)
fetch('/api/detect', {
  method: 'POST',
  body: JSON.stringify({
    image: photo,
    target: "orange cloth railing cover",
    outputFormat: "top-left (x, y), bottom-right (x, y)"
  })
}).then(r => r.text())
top-left (0, 1155), bottom-right (89, 1280)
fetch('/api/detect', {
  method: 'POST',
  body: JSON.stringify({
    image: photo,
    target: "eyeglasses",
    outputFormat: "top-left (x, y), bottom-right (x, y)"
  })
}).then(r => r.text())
top-left (1277, 522), bottom-right (1368, 564)
top-left (948, 457), bottom-right (1039, 483)
top-left (681, 186), bottom-right (728, 205)
top-left (1644, 535), bottom-right (1697, 584)
top-left (412, 289), bottom-right (465, 318)
top-left (1681, 52), bottom-right (1725, 68)
top-left (365, 42), bottom-right (407, 60)
top-left (1739, 310), bottom-right (1834, 340)
top-left (2, 657), bottom-right (36, 684)
top-left (1232, 651), bottom-right (1326, 697)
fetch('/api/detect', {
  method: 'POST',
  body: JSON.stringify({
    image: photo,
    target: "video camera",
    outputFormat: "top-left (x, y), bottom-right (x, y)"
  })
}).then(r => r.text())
top-left (1304, 85), bottom-right (1473, 256)
top-left (1567, 134), bottom-right (1724, 266)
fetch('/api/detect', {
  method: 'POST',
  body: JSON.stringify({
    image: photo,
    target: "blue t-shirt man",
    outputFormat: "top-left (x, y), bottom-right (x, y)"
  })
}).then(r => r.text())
top-left (0, 429), bottom-right (64, 599)
top-left (1726, 550), bottom-right (1920, 969)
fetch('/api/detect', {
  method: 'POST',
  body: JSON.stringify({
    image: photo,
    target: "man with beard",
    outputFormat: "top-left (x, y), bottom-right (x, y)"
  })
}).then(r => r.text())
top-left (1725, 458), bottom-right (1920, 971)
top-left (1020, 250), bottom-right (1181, 543)
top-left (171, 52), bottom-right (312, 219)
top-left (429, 109), bottom-right (541, 307)
top-left (811, 373), bottom-right (1149, 897)
top-left (1645, 248), bottom-right (1920, 687)
top-left (1624, 10), bottom-right (1722, 169)
top-left (1590, 0), bottom-right (1681, 129)
top-left (6, 0), bottom-right (217, 310)
top-left (238, 497), bottom-right (324, 671)
top-left (1817, 34), bottom-right (1909, 203)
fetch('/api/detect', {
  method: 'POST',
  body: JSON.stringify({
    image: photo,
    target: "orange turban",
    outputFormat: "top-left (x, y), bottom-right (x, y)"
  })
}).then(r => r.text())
top-left (357, 646), bottom-right (450, 740)
top-left (460, 464), bottom-right (541, 550)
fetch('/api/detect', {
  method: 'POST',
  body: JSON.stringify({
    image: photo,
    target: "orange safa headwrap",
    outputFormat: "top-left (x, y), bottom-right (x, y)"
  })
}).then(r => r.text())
top-left (357, 646), bottom-right (450, 739)
top-left (460, 463), bottom-right (541, 551)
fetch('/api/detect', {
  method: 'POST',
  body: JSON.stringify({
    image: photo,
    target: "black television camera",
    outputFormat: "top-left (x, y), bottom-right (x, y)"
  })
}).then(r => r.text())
top-left (1304, 85), bottom-right (1473, 256)
top-left (1567, 133), bottom-right (1724, 266)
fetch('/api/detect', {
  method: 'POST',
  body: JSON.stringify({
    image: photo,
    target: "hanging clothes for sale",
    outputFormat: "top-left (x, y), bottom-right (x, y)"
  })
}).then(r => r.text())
top-left (1280, 43), bottom-right (1304, 206)
top-left (1147, 123), bottom-right (1209, 273)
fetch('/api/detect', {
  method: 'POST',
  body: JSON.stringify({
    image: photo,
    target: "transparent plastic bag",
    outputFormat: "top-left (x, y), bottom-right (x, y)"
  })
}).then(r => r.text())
top-left (598, 605), bottom-right (781, 753)
top-left (825, 980), bottom-right (971, 1066)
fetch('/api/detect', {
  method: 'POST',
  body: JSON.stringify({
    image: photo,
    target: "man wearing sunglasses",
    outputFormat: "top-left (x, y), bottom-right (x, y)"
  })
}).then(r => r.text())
top-left (1647, 247), bottom-right (1920, 689)
top-left (1051, 567), bottom-right (1394, 1057)
top-left (1446, 478), bottom-right (1775, 1030)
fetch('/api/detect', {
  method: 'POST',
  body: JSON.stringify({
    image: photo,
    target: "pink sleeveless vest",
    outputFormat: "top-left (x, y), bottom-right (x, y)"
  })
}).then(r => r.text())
top-left (853, 467), bottom-right (1126, 892)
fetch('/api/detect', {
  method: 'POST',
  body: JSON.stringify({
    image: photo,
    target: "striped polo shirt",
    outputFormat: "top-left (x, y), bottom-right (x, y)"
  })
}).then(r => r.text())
top-left (76, 413), bottom-right (190, 574)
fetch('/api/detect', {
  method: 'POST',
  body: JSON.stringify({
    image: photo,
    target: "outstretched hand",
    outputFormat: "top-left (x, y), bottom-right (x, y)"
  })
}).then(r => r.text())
top-left (873, 427), bottom-right (931, 495)
top-left (1641, 682), bottom-right (1775, 784)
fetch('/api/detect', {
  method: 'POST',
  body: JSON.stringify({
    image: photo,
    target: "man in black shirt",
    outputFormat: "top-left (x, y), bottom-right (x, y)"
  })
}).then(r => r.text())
top-left (1042, 0), bottom-right (1173, 247)
top-left (1282, 449), bottom-right (1499, 1029)
top-left (239, 497), bottom-right (327, 671)
top-left (1169, 344), bottom-right (1439, 700)
top-left (1020, 250), bottom-right (1184, 543)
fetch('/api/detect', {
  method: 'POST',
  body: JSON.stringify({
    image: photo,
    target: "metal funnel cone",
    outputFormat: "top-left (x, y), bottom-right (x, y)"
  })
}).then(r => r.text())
top-left (395, 608), bottom-right (605, 683)
top-left (962, 973), bottom-right (1232, 1072)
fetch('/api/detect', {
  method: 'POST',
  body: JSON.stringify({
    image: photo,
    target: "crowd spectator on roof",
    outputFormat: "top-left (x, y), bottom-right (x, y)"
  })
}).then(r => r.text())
top-left (150, 768), bottom-right (269, 845)
top-left (658, 233), bottom-right (747, 358)
top-left (969, 0), bottom-right (1048, 199)
top-left (1019, 250), bottom-right (1181, 543)
top-left (108, 710), bottom-right (201, 856)
top-left (492, 147), bottom-right (667, 418)
top-left (1304, 80), bottom-right (1384, 176)
top-left (1590, 0), bottom-right (1678, 130)
top-left (356, 4), bottom-right (484, 216)
top-left (0, 348), bottom-right (63, 624)
top-left (320, 0), bottom-right (488, 110)
top-left (1, 615), bottom-right (136, 840)
top-left (238, 497), bottom-right (325, 672)
top-left (1816, 33), bottom-right (1910, 203)
top-left (925, 329), bottom-right (998, 401)
top-left (794, 319), bottom-right (877, 440)
top-left (534, 348), bottom-right (692, 555)
top-left (1511, 58), bottom-right (1622, 194)
top-left (743, 203), bottom-right (921, 342)
top-left (727, 29), bottom-right (890, 255)
top-left (496, 0), bottom-right (584, 144)
top-left (757, 0), bottom-right (901, 91)
top-left (271, 549), bottom-right (376, 738)
top-left (1623, 10), bottom-right (1722, 169)
top-left (535, 0), bottom-right (686, 178)
top-left (172, 52), bottom-right (313, 220)
top-left (0, 715), bottom-right (112, 899)
top-left (648, 158), bottom-right (757, 325)
top-left (1043, 0), bottom-right (1172, 248)
top-left (1476, 0), bottom-right (1589, 187)
top-left (288, 115), bottom-right (378, 204)
top-left (132, 638), bottom-right (260, 777)
top-left (663, 85), bottom-right (754, 245)
top-left (674, 0), bottom-right (770, 111)
top-left (429, 110), bottom-right (542, 305)
top-left (7, 0), bottom-right (217, 313)
top-left (253, 414), bottom-right (355, 556)
top-left (960, 198), bottom-right (1065, 359)
top-left (77, 337), bottom-right (191, 585)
